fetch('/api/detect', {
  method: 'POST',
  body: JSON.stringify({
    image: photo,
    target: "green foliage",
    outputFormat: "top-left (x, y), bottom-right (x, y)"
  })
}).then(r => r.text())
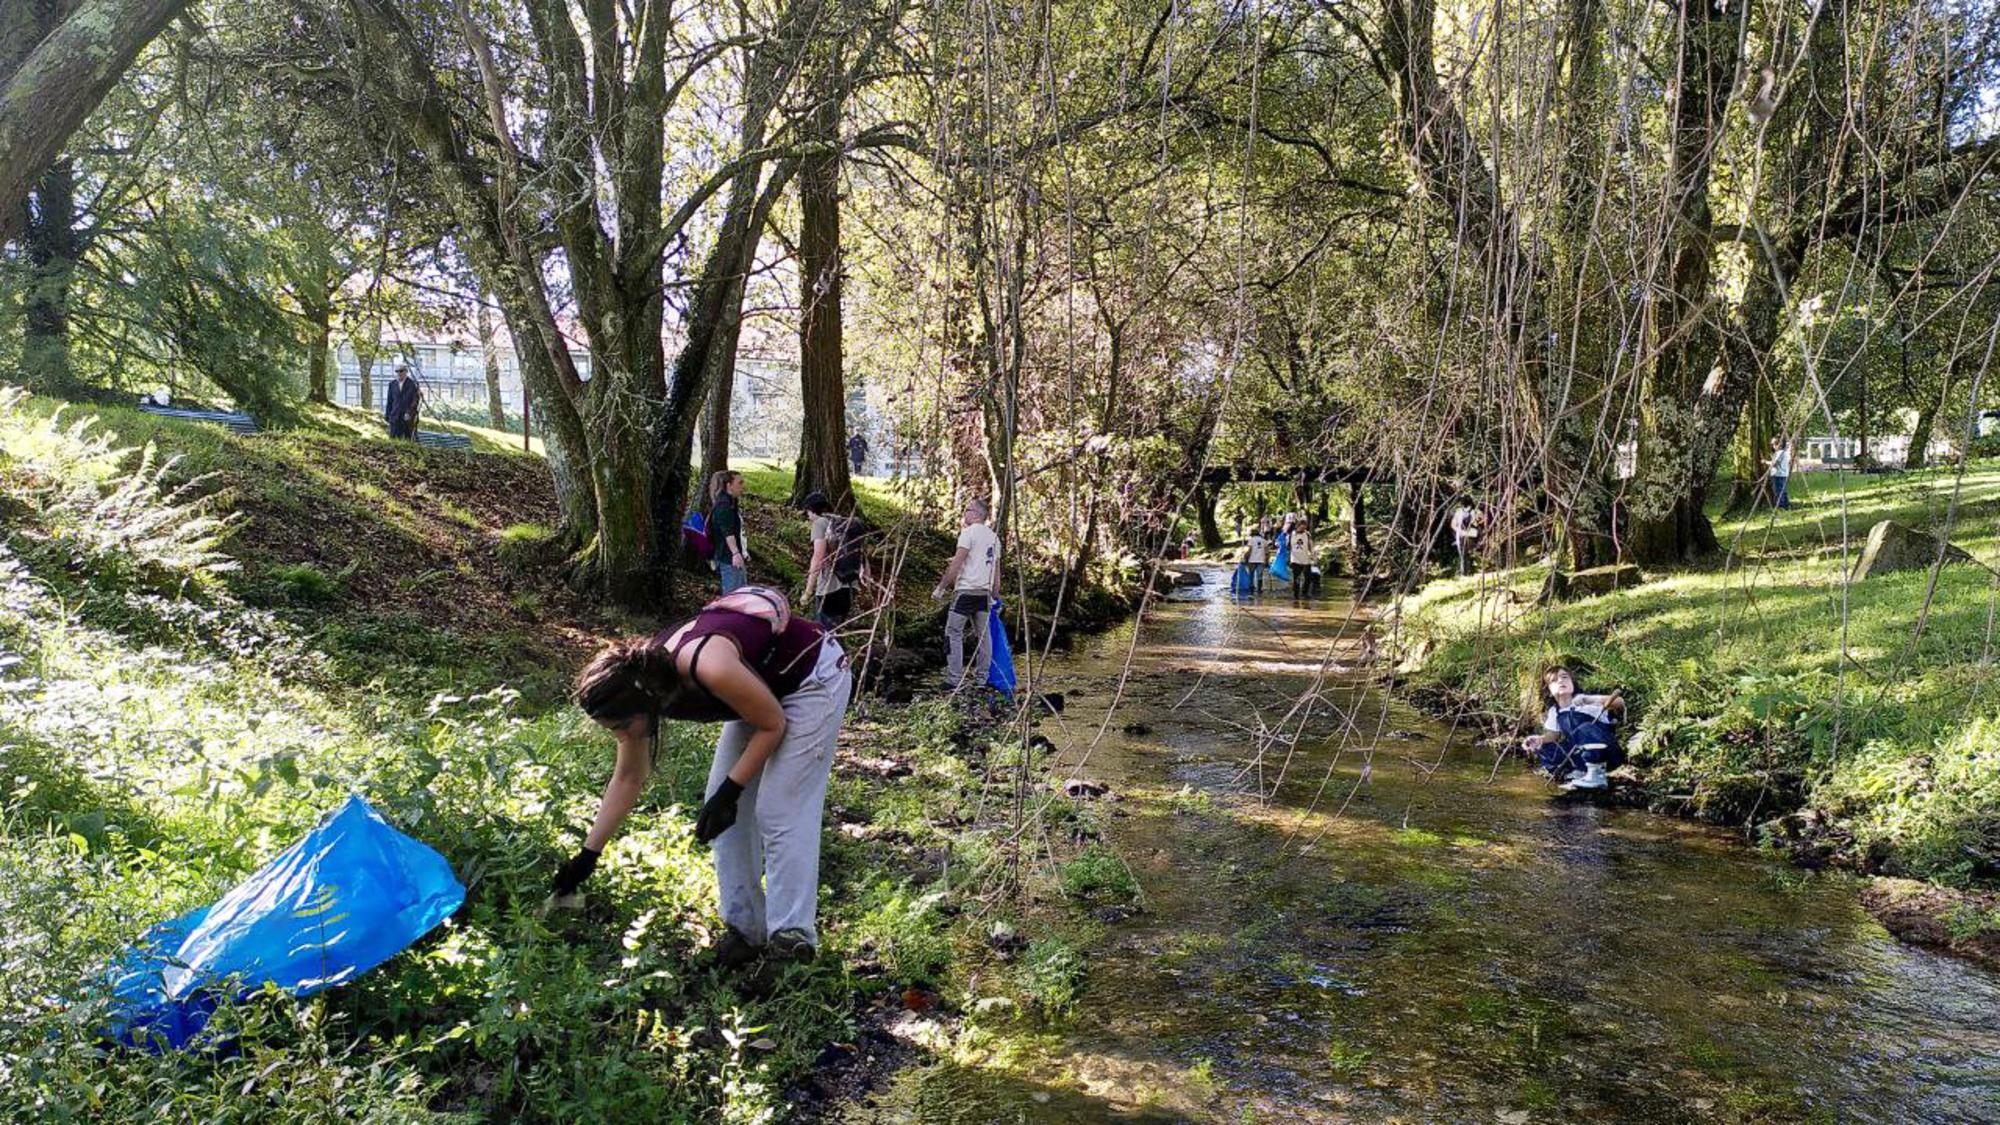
top-left (849, 885), bottom-right (955, 987)
top-left (1017, 937), bottom-right (1087, 1018)
top-left (0, 387), bottom-right (239, 585)
top-left (0, 402), bottom-right (1060, 1124)
top-left (1403, 466), bottom-right (2000, 886)
top-left (1059, 845), bottom-right (1138, 905)
top-left (265, 562), bottom-right (344, 604)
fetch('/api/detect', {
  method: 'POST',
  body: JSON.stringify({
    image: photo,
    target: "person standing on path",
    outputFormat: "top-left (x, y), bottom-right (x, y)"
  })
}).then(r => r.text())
top-left (709, 471), bottom-right (749, 593)
top-left (846, 433), bottom-right (869, 477)
top-left (1769, 437), bottom-right (1793, 510)
top-left (801, 491), bottom-right (856, 628)
top-left (384, 365), bottom-right (422, 440)
top-left (561, 586), bottom-right (851, 967)
top-left (933, 498), bottom-right (1001, 690)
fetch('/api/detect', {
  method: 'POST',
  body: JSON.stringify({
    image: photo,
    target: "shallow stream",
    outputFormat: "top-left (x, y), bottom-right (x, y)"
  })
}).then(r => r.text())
top-left (841, 568), bottom-right (2000, 1123)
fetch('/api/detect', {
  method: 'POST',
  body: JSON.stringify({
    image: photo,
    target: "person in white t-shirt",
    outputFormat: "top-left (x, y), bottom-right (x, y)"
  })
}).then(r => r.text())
top-left (1243, 516), bottom-right (1272, 592)
top-left (933, 498), bottom-right (1002, 690)
top-left (1768, 437), bottom-right (1793, 510)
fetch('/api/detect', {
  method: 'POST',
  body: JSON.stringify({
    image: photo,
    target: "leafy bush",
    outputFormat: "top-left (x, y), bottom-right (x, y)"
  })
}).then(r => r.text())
top-left (266, 562), bottom-right (344, 604)
top-left (1059, 845), bottom-right (1138, 904)
top-left (1017, 937), bottom-right (1087, 1018)
top-left (0, 385), bottom-right (239, 585)
top-left (849, 884), bottom-right (955, 987)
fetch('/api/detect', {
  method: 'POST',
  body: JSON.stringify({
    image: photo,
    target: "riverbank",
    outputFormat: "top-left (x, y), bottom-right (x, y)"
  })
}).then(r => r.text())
top-left (838, 568), bottom-right (2000, 1122)
top-left (1391, 464), bottom-right (2000, 964)
top-left (0, 392), bottom-right (1133, 1121)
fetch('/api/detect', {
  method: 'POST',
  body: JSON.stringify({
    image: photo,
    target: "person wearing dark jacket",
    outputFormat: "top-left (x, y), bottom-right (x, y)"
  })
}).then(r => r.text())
top-left (560, 587), bottom-right (851, 966)
top-left (384, 366), bottom-right (422, 440)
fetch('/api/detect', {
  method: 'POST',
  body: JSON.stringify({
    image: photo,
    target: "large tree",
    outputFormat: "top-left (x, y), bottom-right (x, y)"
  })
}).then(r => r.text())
top-left (0, 0), bottom-right (188, 244)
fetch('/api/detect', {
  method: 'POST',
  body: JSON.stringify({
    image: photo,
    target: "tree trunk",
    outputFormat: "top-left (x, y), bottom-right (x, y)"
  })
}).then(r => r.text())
top-left (699, 352), bottom-right (734, 485)
top-left (1197, 484), bottom-right (1223, 550)
top-left (1855, 358), bottom-right (1871, 469)
top-left (21, 156), bottom-right (76, 396)
top-left (1626, 0), bottom-right (1737, 564)
top-left (1348, 481), bottom-right (1372, 574)
top-left (1906, 357), bottom-right (1954, 469)
top-left (1727, 375), bottom-right (1776, 511)
top-left (477, 295), bottom-right (505, 428)
top-left (0, 0), bottom-right (188, 245)
top-left (662, 160), bottom-right (798, 542)
top-left (304, 290), bottom-right (332, 405)
top-left (355, 325), bottom-right (376, 411)
top-left (790, 68), bottom-right (851, 508)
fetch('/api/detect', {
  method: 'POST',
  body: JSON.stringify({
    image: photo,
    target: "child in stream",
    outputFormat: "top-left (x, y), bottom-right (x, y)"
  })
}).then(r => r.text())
top-left (1521, 664), bottom-right (1626, 792)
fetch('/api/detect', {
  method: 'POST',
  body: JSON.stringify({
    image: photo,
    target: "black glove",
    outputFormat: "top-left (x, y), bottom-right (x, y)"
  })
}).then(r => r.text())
top-left (694, 778), bottom-right (745, 845)
top-left (553, 846), bottom-right (601, 896)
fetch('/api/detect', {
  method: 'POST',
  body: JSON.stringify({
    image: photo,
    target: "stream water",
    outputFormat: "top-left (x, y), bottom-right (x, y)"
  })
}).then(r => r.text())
top-left (839, 568), bottom-right (2000, 1123)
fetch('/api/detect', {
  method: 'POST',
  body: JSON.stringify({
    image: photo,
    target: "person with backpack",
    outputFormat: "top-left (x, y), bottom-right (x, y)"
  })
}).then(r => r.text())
top-left (801, 492), bottom-right (862, 628)
top-left (560, 586), bottom-right (851, 967)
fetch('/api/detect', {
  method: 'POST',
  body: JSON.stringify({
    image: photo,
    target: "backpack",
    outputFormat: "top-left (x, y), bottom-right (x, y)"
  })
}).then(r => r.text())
top-left (831, 516), bottom-right (866, 583)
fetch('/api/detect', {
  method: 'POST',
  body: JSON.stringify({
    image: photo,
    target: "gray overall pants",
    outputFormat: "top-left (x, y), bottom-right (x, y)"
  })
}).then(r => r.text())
top-left (703, 638), bottom-right (851, 946)
top-left (945, 591), bottom-right (993, 689)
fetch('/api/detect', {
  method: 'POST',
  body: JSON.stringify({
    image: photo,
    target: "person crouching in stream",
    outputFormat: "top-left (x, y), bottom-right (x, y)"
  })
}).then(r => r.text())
top-left (556, 586), bottom-right (852, 967)
top-left (1521, 664), bottom-right (1625, 793)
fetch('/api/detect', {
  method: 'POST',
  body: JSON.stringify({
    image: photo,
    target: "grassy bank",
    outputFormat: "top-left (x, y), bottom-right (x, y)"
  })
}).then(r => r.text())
top-left (1398, 465), bottom-right (2000, 901)
top-left (0, 392), bottom-right (1130, 1121)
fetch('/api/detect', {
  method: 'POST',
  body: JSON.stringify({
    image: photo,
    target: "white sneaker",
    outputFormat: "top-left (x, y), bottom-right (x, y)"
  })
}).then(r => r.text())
top-left (1561, 763), bottom-right (1609, 791)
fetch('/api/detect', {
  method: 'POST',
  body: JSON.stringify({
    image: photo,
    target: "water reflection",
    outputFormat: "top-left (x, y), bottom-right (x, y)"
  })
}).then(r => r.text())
top-left (840, 567), bottom-right (2000, 1124)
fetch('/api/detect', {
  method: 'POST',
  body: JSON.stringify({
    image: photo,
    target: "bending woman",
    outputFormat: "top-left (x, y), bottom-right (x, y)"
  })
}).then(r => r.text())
top-left (558, 587), bottom-right (851, 965)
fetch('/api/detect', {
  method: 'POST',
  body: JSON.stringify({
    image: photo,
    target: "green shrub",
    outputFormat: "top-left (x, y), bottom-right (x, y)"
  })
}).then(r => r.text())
top-left (1018, 936), bottom-right (1087, 1017)
top-left (267, 562), bottom-right (343, 604)
top-left (849, 884), bottom-right (955, 987)
top-left (1059, 844), bottom-right (1138, 904)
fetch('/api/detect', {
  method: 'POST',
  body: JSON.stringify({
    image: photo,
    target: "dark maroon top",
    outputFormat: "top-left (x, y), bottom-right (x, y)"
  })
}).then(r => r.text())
top-left (654, 610), bottom-right (827, 722)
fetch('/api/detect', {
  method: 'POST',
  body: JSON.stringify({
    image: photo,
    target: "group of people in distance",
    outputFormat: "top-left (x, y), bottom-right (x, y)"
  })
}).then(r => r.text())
top-left (555, 471), bottom-right (1007, 969)
top-left (1238, 512), bottom-right (1322, 597)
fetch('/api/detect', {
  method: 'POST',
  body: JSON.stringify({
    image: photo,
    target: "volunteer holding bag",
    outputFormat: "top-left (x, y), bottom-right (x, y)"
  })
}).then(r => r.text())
top-left (559, 587), bottom-right (851, 967)
top-left (933, 498), bottom-right (1001, 691)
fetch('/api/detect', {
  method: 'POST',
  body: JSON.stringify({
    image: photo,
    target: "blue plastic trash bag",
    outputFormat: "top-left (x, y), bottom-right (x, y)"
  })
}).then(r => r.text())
top-left (683, 509), bottom-right (706, 533)
top-left (986, 598), bottom-right (1017, 695)
top-left (1231, 564), bottom-right (1254, 596)
top-left (1269, 545), bottom-right (1291, 583)
top-left (104, 795), bottom-right (465, 1050)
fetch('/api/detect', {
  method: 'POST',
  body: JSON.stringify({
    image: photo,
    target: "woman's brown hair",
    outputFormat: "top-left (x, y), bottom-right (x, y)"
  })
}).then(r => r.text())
top-left (575, 637), bottom-right (681, 725)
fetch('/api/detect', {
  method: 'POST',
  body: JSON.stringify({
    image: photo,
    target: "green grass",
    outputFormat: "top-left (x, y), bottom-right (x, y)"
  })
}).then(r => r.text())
top-left (0, 393), bottom-right (1109, 1122)
top-left (1402, 463), bottom-right (2000, 887)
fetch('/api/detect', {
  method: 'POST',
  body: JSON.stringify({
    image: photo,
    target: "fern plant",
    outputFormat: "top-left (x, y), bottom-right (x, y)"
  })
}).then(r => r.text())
top-left (0, 386), bottom-right (240, 582)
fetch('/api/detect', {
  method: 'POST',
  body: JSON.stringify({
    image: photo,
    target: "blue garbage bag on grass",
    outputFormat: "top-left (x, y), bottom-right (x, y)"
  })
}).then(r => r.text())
top-left (105, 795), bottom-right (465, 1051)
top-left (987, 598), bottom-right (1017, 695)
